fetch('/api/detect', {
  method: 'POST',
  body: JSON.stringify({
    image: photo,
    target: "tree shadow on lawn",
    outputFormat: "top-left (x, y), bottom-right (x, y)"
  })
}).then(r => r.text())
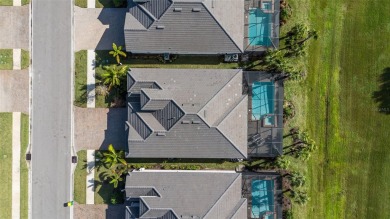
top-left (95, 171), bottom-right (125, 204)
top-left (372, 67), bottom-right (390, 115)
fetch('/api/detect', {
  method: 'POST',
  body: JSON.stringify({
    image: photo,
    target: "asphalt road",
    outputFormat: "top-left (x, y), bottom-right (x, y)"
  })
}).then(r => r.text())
top-left (31, 0), bottom-right (73, 218)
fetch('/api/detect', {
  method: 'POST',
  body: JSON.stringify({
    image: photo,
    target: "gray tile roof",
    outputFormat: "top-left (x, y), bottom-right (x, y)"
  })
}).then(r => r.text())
top-left (125, 171), bottom-right (247, 219)
top-left (126, 68), bottom-right (248, 159)
top-left (124, 0), bottom-right (244, 54)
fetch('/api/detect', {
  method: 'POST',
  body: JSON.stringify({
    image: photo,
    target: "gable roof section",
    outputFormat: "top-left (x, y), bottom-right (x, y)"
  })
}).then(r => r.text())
top-left (126, 68), bottom-right (248, 158)
top-left (124, 0), bottom-right (243, 54)
top-left (125, 171), bottom-right (246, 219)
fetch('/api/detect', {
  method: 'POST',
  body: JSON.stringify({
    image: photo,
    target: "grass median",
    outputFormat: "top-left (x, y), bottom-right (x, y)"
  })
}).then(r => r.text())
top-left (74, 150), bottom-right (87, 204)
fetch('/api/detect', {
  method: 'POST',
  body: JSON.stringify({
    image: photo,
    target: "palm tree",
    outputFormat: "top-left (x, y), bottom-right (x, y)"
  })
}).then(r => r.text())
top-left (99, 65), bottom-right (127, 91)
top-left (290, 190), bottom-right (309, 205)
top-left (101, 144), bottom-right (127, 169)
top-left (289, 171), bottom-right (306, 187)
top-left (108, 170), bottom-right (124, 188)
top-left (109, 43), bottom-right (127, 64)
top-left (274, 156), bottom-right (290, 169)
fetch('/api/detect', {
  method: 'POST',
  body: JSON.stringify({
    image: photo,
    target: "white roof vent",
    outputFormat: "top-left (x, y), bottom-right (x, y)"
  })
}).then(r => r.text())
top-left (192, 8), bottom-right (201, 12)
top-left (156, 25), bottom-right (165, 29)
top-left (174, 8), bottom-right (182, 12)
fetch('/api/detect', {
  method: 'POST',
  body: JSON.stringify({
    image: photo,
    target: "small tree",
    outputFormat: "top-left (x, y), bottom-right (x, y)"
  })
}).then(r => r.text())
top-left (274, 156), bottom-right (290, 169)
top-left (98, 65), bottom-right (128, 91)
top-left (288, 171), bottom-right (306, 187)
top-left (109, 43), bottom-right (127, 64)
top-left (101, 144), bottom-right (127, 169)
top-left (290, 190), bottom-right (309, 205)
top-left (284, 24), bottom-right (318, 57)
top-left (108, 170), bottom-right (124, 188)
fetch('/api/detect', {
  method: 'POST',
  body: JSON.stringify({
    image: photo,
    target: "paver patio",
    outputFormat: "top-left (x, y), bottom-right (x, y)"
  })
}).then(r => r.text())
top-left (0, 6), bottom-right (29, 49)
top-left (75, 107), bottom-right (127, 151)
top-left (0, 70), bottom-right (29, 113)
top-left (74, 7), bottom-right (126, 51)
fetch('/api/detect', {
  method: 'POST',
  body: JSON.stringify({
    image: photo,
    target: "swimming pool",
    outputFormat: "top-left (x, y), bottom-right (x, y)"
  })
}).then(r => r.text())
top-left (251, 82), bottom-right (275, 123)
top-left (248, 8), bottom-right (272, 46)
top-left (251, 180), bottom-right (275, 219)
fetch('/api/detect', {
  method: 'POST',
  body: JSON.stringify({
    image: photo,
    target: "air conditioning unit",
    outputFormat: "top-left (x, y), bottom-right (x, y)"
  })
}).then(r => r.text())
top-left (224, 54), bottom-right (239, 62)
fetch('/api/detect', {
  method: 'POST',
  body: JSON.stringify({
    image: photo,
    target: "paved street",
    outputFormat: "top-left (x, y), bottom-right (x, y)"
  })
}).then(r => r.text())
top-left (31, 0), bottom-right (73, 218)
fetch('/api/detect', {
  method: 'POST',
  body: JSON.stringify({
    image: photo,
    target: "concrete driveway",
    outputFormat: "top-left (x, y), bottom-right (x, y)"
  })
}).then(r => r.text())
top-left (74, 7), bottom-right (126, 51)
top-left (74, 204), bottom-right (125, 219)
top-left (75, 107), bottom-right (127, 151)
top-left (0, 6), bottom-right (29, 49)
top-left (0, 70), bottom-right (29, 113)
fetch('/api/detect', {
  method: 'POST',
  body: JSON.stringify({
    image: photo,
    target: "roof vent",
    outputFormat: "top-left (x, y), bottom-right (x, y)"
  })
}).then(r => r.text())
top-left (192, 120), bottom-right (201, 124)
top-left (157, 132), bottom-right (166, 136)
top-left (181, 120), bottom-right (190, 124)
top-left (174, 8), bottom-right (182, 12)
top-left (156, 25), bottom-right (165, 29)
top-left (192, 8), bottom-right (201, 12)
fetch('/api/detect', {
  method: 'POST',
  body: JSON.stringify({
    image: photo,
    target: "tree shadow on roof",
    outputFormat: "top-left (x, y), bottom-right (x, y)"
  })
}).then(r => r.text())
top-left (372, 67), bottom-right (390, 115)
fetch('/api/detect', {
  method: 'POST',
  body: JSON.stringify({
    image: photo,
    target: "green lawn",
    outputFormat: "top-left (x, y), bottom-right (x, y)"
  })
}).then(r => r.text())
top-left (0, 49), bottom-right (13, 70)
top-left (75, 50), bottom-right (87, 108)
top-left (20, 114), bottom-right (29, 219)
top-left (0, 113), bottom-right (13, 218)
top-left (74, 150), bottom-right (87, 204)
top-left (21, 0), bottom-right (29, 5)
top-left (0, 0), bottom-right (12, 5)
top-left (21, 50), bottom-right (30, 70)
top-left (282, 0), bottom-right (390, 218)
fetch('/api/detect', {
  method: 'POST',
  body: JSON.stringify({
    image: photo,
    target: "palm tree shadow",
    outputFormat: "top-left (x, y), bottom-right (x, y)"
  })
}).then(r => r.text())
top-left (372, 68), bottom-right (390, 115)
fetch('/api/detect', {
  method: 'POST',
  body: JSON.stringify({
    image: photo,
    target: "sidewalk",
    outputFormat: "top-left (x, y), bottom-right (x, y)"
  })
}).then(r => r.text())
top-left (12, 112), bottom-right (21, 219)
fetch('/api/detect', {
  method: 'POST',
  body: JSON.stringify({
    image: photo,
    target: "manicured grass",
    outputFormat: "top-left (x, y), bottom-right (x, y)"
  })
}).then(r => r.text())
top-left (281, 0), bottom-right (390, 218)
top-left (21, 50), bottom-right (29, 70)
top-left (75, 0), bottom-right (87, 8)
top-left (74, 50), bottom-right (87, 107)
top-left (0, 0), bottom-right (12, 6)
top-left (0, 113), bottom-right (13, 219)
top-left (0, 49), bottom-right (13, 70)
top-left (20, 114), bottom-right (29, 219)
top-left (21, 0), bottom-right (29, 5)
top-left (74, 150), bottom-right (87, 204)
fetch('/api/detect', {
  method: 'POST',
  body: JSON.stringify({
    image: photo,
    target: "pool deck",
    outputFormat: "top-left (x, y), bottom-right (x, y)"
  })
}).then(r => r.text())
top-left (242, 172), bottom-right (283, 219)
top-left (244, 0), bottom-right (280, 53)
top-left (244, 71), bottom-right (284, 157)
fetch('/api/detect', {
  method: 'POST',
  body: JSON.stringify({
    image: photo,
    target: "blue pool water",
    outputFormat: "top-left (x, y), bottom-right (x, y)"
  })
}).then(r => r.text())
top-left (248, 8), bottom-right (272, 46)
top-left (251, 180), bottom-right (275, 219)
top-left (252, 82), bottom-right (275, 123)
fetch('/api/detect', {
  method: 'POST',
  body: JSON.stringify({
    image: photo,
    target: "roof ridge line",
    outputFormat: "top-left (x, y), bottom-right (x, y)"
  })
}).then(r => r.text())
top-left (201, 2), bottom-right (243, 53)
top-left (203, 173), bottom-right (242, 218)
top-left (215, 96), bottom-right (248, 158)
top-left (213, 94), bottom-right (247, 127)
top-left (197, 69), bottom-right (241, 118)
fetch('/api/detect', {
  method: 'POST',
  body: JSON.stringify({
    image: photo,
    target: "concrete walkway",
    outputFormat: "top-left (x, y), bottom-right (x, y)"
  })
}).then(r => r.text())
top-left (87, 50), bottom-right (95, 108)
top-left (12, 112), bottom-right (21, 219)
top-left (87, 0), bottom-right (95, 8)
top-left (13, 49), bottom-right (21, 70)
top-left (13, 0), bottom-right (21, 6)
top-left (86, 150), bottom-right (95, 204)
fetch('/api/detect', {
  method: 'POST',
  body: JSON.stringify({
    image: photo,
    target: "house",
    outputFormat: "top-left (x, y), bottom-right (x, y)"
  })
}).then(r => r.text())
top-left (126, 68), bottom-right (248, 159)
top-left (124, 170), bottom-right (247, 219)
top-left (124, 0), bottom-right (244, 54)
